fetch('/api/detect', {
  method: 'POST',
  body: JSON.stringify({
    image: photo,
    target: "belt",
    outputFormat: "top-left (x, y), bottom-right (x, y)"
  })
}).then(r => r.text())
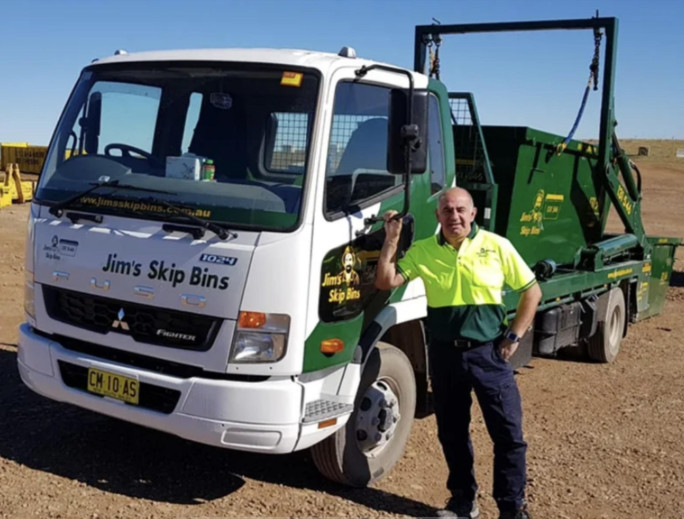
top-left (433, 339), bottom-right (492, 350)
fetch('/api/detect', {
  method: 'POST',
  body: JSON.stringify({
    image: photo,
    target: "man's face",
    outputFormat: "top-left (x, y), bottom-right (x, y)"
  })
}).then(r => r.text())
top-left (436, 190), bottom-right (477, 242)
top-left (343, 252), bottom-right (354, 273)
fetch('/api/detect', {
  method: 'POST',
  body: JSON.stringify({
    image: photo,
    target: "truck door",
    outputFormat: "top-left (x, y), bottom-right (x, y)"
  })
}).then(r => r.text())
top-left (304, 72), bottom-right (443, 374)
top-left (304, 76), bottom-right (405, 373)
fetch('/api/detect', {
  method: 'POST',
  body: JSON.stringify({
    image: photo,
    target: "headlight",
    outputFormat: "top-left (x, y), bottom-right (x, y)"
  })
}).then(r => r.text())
top-left (24, 269), bottom-right (35, 321)
top-left (229, 312), bottom-right (290, 363)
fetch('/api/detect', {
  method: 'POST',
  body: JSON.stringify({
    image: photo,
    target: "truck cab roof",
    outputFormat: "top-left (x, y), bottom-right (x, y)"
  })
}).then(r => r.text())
top-left (91, 47), bottom-right (417, 78)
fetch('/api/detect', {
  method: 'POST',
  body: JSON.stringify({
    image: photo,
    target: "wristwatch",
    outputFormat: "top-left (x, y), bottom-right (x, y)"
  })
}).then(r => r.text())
top-left (504, 329), bottom-right (520, 343)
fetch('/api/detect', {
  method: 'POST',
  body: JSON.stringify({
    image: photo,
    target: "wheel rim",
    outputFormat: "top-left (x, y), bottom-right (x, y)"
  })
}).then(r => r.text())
top-left (354, 377), bottom-right (401, 457)
top-left (608, 303), bottom-right (623, 352)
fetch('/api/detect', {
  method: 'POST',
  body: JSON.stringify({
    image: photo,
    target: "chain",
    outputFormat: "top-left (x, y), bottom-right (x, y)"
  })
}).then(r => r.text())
top-left (429, 34), bottom-right (442, 80)
top-left (423, 20), bottom-right (443, 80)
top-left (556, 26), bottom-right (604, 155)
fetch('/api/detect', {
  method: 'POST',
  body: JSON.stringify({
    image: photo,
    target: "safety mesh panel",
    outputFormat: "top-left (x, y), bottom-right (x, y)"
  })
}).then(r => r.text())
top-left (269, 112), bottom-right (308, 173)
top-left (328, 115), bottom-right (378, 171)
top-left (449, 97), bottom-right (488, 184)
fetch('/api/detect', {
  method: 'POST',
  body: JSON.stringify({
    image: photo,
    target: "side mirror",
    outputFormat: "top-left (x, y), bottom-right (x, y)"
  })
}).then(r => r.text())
top-left (387, 88), bottom-right (428, 174)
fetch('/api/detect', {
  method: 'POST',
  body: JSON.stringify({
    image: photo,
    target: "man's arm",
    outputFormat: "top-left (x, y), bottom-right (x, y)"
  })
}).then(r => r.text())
top-left (500, 282), bottom-right (542, 361)
top-left (375, 210), bottom-right (408, 290)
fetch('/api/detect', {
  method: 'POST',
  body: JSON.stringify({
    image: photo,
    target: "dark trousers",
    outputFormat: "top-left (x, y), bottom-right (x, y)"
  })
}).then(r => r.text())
top-left (429, 340), bottom-right (527, 513)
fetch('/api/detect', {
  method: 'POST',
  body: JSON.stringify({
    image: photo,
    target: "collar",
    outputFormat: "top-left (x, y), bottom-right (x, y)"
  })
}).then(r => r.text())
top-left (438, 222), bottom-right (479, 246)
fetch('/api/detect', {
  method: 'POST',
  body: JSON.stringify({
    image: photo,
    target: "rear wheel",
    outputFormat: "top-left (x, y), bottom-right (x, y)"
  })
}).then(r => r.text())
top-left (311, 342), bottom-right (416, 487)
top-left (587, 287), bottom-right (626, 363)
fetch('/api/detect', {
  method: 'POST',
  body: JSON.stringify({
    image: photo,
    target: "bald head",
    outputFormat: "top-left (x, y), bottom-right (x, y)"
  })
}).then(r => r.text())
top-left (436, 187), bottom-right (477, 246)
top-left (438, 187), bottom-right (474, 209)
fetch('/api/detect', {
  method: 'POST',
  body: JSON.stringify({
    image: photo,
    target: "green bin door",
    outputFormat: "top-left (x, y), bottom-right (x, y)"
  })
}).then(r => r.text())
top-left (638, 238), bottom-right (680, 320)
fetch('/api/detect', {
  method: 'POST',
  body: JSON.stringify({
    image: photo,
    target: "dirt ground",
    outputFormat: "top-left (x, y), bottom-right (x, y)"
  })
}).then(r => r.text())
top-left (0, 158), bottom-right (682, 519)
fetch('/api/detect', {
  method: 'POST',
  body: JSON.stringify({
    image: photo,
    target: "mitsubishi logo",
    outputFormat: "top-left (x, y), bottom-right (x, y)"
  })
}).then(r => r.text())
top-left (111, 308), bottom-right (130, 331)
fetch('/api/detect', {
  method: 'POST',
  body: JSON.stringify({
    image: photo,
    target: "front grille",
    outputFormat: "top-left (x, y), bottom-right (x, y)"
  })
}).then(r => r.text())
top-left (43, 285), bottom-right (220, 351)
top-left (58, 360), bottom-right (181, 414)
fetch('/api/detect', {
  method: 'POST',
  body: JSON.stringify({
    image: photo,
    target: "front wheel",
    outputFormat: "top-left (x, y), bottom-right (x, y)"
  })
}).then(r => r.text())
top-left (311, 342), bottom-right (416, 487)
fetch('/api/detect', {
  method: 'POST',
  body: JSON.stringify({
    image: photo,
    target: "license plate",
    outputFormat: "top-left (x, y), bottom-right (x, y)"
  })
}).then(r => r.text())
top-left (87, 368), bottom-right (139, 405)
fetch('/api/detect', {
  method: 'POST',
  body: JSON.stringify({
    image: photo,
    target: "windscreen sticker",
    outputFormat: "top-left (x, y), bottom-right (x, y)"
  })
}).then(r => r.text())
top-left (102, 253), bottom-right (229, 290)
top-left (43, 235), bottom-right (79, 261)
top-left (280, 71), bottom-right (303, 87)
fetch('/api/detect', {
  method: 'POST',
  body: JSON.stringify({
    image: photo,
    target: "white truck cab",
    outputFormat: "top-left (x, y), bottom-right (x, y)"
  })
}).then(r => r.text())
top-left (18, 47), bottom-right (449, 486)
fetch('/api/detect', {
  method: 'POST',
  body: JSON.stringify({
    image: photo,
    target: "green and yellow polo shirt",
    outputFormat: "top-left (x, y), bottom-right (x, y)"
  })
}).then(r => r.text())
top-left (397, 223), bottom-right (536, 343)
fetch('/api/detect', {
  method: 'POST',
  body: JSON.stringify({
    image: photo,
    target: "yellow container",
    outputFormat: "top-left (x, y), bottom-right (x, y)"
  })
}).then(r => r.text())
top-left (0, 185), bottom-right (11, 208)
top-left (1, 144), bottom-right (48, 174)
top-left (1, 164), bottom-right (35, 206)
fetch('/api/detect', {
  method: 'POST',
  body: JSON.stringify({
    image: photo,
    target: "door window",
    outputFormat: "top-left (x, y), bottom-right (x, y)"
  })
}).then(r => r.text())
top-left (428, 94), bottom-right (446, 194)
top-left (325, 82), bottom-right (400, 215)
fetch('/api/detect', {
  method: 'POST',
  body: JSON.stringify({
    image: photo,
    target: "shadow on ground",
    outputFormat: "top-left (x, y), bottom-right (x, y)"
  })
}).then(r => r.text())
top-left (0, 347), bottom-right (436, 516)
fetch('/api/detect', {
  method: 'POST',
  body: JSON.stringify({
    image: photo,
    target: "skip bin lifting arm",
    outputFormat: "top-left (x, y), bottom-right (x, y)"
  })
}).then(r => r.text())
top-left (414, 17), bottom-right (649, 249)
top-left (414, 17), bottom-right (617, 195)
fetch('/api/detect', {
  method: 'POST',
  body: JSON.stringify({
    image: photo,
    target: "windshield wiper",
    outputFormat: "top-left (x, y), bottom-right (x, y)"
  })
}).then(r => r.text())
top-left (49, 178), bottom-right (175, 217)
top-left (155, 199), bottom-right (236, 241)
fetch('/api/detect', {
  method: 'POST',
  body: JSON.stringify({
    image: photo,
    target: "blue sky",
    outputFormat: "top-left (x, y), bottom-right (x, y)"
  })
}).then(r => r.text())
top-left (1, 0), bottom-right (682, 145)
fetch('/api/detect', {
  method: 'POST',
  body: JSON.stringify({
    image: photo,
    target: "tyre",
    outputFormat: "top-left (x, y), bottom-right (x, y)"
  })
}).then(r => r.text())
top-left (311, 342), bottom-right (416, 487)
top-left (587, 287), bottom-right (626, 363)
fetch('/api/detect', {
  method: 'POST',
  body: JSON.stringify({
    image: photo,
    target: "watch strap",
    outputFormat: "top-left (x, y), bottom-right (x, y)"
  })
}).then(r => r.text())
top-left (504, 329), bottom-right (520, 343)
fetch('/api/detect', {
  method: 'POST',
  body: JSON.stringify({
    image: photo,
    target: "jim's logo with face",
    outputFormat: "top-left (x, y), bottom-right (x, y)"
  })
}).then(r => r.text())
top-left (321, 243), bottom-right (363, 305)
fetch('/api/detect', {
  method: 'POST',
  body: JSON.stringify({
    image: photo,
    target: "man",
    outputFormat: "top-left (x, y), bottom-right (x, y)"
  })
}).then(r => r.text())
top-left (375, 187), bottom-right (541, 519)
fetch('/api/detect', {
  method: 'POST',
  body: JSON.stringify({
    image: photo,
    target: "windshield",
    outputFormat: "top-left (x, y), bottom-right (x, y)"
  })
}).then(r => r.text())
top-left (37, 62), bottom-right (319, 230)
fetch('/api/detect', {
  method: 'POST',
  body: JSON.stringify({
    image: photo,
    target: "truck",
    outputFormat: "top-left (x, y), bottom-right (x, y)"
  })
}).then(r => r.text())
top-left (17, 16), bottom-right (679, 487)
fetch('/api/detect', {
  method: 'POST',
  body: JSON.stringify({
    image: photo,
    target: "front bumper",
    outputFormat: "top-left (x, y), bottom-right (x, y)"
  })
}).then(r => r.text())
top-left (17, 323), bottom-right (327, 453)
